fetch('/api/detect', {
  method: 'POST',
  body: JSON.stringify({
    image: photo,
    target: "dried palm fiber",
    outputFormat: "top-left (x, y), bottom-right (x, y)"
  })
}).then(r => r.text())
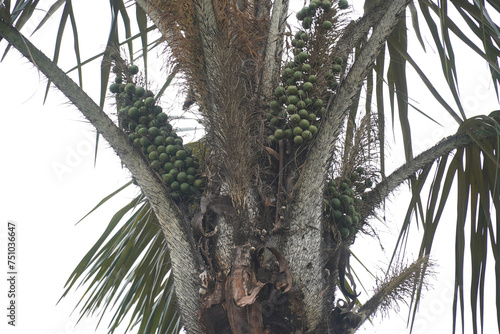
top-left (150, 0), bottom-right (271, 207)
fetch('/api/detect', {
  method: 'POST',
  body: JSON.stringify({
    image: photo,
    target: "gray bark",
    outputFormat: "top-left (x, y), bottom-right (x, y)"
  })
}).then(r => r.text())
top-left (0, 20), bottom-right (204, 333)
top-left (282, 0), bottom-right (411, 331)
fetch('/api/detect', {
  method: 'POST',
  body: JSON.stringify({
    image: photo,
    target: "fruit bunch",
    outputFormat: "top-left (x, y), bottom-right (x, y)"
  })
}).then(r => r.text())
top-left (266, 0), bottom-right (347, 146)
top-left (323, 167), bottom-right (374, 240)
top-left (110, 65), bottom-right (204, 201)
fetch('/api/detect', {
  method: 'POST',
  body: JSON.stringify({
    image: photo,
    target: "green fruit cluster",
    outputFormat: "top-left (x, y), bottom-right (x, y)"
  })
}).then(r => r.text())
top-left (266, 0), bottom-right (345, 146)
top-left (323, 167), bottom-right (374, 240)
top-left (110, 65), bottom-right (204, 201)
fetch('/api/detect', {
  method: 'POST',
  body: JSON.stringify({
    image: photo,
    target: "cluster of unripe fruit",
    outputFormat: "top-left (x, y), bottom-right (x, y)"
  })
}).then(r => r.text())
top-left (110, 65), bottom-right (204, 201)
top-left (266, 0), bottom-right (347, 146)
top-left (323, 167), bottom-right (373, 240)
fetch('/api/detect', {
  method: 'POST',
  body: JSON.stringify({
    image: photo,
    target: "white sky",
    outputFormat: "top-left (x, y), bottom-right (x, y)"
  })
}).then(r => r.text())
top-left (1, 1), bottom-right (499, 334)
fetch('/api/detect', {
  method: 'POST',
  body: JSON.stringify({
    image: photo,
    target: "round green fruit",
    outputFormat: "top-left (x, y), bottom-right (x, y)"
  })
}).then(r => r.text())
top-left (154, 135), bottom-right (164, 146)
top-left (180, 182), bottom-right (191, 193)
top-left (294, 135), bottom-right (304, 145)
top-left (174, 160), bottom-right (185, 169)
top-left (287, 85), bottom-right (298, 95)
top-left (332, 64), bottom-right (342, 73)
top-left (338, 0), bottom-right (349, 9)
top-left (303, 82), bottom-right (314, 92)
top-left (293, 126), bottom-right (303, 136)
top-left (291, 114), bottom-right (301, 123)
top-left (135, 86), bottom-right (145, 97)
top-left (145, 97), bottom-right (155, 107)
top-left (109, 83), bottom-right (120, 93)
top-left (322, 0), bottom-right (332, 10)
top-left (128, 107), bottom-right (140, 119)
top-left (308, 125), bottom-right (318, 135)
top-left (287, 95), bottom-right (299, 105)
top-left (307, 75), bottom-right (317, 83)
top-left (177, 172), bottom-right (188, 183)
top-left (270, 100), bottom-right (280, 110)
top-left (162, 173), bottom-right (174, 184)
top-left (298, 51), bottom-right (309, 62)
top-left (322, 20), bottom-right (333, 30)
top-left (294, 71), bottom-right (303, 81)
top-left (176, 150), bottom-right (188, 160)
top-left (163, 162), bottom-right (174, 172)
top-left (125, 83), bottom-right (135, 94)
top-left (299, 119), bottom-right (310, 130)
top-left (333, 210), bottom-right (343, 221)
top-left (149, 151), bottom-right (159, 161)
top-left (129, 65), bottom-right (139, 74)
top-left (194, 179), bottom-right (204, 189)
top-left (302, 16), bottom-right (313, 29)
top-left (331, 198), bottom-right (341, 210)
top-left (148, 127), bottom-right (160, 137)
top-left (340, 227), bottom-right (350, 239)
top-left (275, 86), bottom-right (286, 96)
top-left (170, 181), bottom-right (180, 191)
top-left (302, 130), bottom-right (312, 141)
top-left (274, 129), bottom-right (285, 140)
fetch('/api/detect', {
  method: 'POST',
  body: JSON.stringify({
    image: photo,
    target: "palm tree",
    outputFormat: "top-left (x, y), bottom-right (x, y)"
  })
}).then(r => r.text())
top-left (1, 0), bottom-right (499, 333)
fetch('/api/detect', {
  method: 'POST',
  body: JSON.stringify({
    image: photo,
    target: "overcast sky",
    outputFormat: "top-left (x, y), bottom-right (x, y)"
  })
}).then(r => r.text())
top-left (1, 1), bottom-right (499, 334)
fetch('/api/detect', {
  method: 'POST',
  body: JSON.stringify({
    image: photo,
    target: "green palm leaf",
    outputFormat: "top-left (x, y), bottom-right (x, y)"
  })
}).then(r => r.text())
top-left (61, 185), bottom-right (180, 334)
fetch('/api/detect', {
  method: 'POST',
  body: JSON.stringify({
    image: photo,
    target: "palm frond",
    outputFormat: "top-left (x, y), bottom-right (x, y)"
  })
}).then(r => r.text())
top-left (61, 185), bottom-right (180, 334)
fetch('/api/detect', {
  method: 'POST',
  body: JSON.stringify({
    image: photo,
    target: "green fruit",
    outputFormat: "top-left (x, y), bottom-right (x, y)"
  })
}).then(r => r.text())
top-left (291, 114), bottom-right (301, 123)
top-left (133, 138), bottom-right (141, 147)
top-left (303, 82), bottom-right (314, 92)
top-left (333, 210), bottom-right (343, 222)
top-left (139, 137), bottom-right (150, 147)
top-left (298, 51), bottom-right (309, 62)
top-left (186, 167), bottom-right (197, 175)
top-left (296, 100), bottom-right (307, 109)
top-left (145, 97), bottom-right (155, 107)
top-left (165, 145), bottom-right (177, 155)
top-left (347, 205), bottom-right (356, 215)
top-left (135, 86), bottom-right (145, 97)
top-left (287, 104), bottom-right (297, 113)
top-left (270, 100), bottom-right (280, 110)
top-left (284, 67), bottom-right (294, 77)
top-left (334, 56), bottom-right (343, 65)
top-left (125, 83), bottom-right (135, 94)
top-left (308, 113), bottom-right (317, 122)
top-left (296, 40), bottom-right (305, 48)
top-left (154, 135), bottom-right (164, 146)
top-left (163, 162), bottom-right (174, 172)
top-left (322, 20), bottom-right (333, 30)
top-left (287, 85), bottom-right (298, 95)
top-left (174, 160), bottom-right (185, 169)
top-left (128, 107), bottom-right (140, 119)
top-left (293, 126), bottom-right (303, 136)
top-left (129, 65), bottom-right (139, 74)
top-left (275, 86), bottom-right (286, 96)
top-left (159, 153), bottom-right (168, 162)
top-left (114, 76), bottom-right (123, 84)
top-left (170, 181), bottom-right (180, 191)
top-left (340, 227), bottom-right (350, 239)
top-left (302, 64), bottom-right (312, 73)
top-left (340, 194), bottom-right (350, 204)
top-left (194, 179), bottom-right (204, 189)
top-left (154, 106), bottom-right (163, 115)
top-left (299, 119), bottom-right (310, 130)
top-left (180, 182), bottom-right (191, 193)
top-left (176, 150), bottom-right (188, 160)
top-left (309, 125), bottom-right (318, 135)
top-left (302, 130), bottom-right (312, 140)
top-left (307, 75), bottom-right (317, 83)
top-left (331, 198), bottom-right (341, 209)
top-left (169, 167), bottom-right (179, 176)
top-left (294, 71), bottom-right (303, 81)
top-left (332, 64), bottom-right (342, 73)
top-left (329, 80), bottom-right (339, 89)
top-left (338, 0), bottom-right (349, 9)
top-left (150, 160), bottom-right (161, 170)
top-left (170, 192), bottom-right (180, 201)
top-left (298, 109), bottom-right (309, 118)
top-left (296, 9), bottom-right (306, 20)
top-left (343, 215), bottom-right (353, 227)
top-left (162, 173), bottom-right (174, 184)
top-left (109, 83), bottom-right (120, 93)
top-left (274, 129), bottom-right (285, 140)
top-left (302, 16), bottom-right (313, 29)
top-left (294, 135), bottom-right (304, 145)
top-left (287, 95), bottom-right (299, 105)
top-left (177, 171), bottom-right (188, 183)
top-left (149, 151), bottom-right (159, 161)
top-left (308, 2), bottom-right (317, 10)
top-left (314, 99), bottom-right (324, 107)
top-left (148, 127), bottom-right (160, 137)
top-left (284, 129), bottom-right (293, 139)
top-left (268, 135), bottom-right (277, 144)
top-left (322, 0), bottom-right (332, 10)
